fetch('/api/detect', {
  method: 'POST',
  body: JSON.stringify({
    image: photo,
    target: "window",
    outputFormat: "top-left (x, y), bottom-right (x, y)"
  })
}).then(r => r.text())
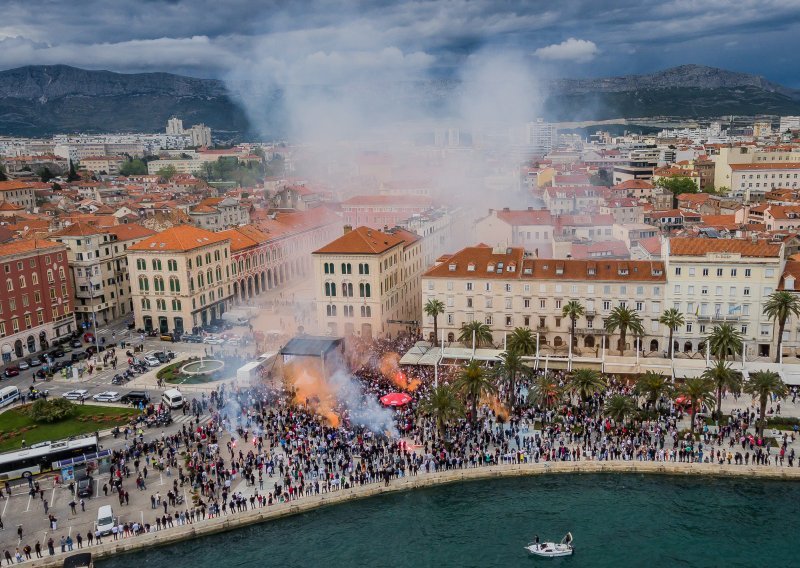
top-left (701, 286), bottom-right (708, 295)
top-left (466, 298), bottom-right (473, 308)
top-left (745, 269), bottom-right (751, 277)
top-left (505, 298), bottom-right (512, 310)
top-left (447, 314), bottom-right (454, 325)
top-left (715, 286), bottom-right (723, 295)
top-left (169, 277), bottom-right (181, 293)
top-left (523, 298), bottom-right (531, 308)
top-left (484, 282), bottom-right (492, 292)
top-left (324, 282), bottom-right (337, 297)
top-left (702, 268), bottom-right (709, 276)
top-left (152, 259), bottom-right (162, 271)
top-left (31, 273), bottom-right (38, 285)
top-left (6, 279), bottom-right (12, 292)
top-left (699, 324), bottom-right (706, 334)
top-left (168, 260), bottom-right (178, 271)
top-left (24, 314), bottom-right (31, 328)
top-left (141, 298), bottom-right (151, 310)
top-left (716, 268), bottom-right (723, 277)
top-left (154, 276), bottom-right (165, 292)
top-left (326, 305), bottom-right (337, 317)
top-left (466, 282), bottom-right (473, 291)
top-left (485, 298), bottom-right (493, 308)
top-left (766, 268), bottom-right (775, 277)
top-left (359, 283), bottom-right (371, 297)
top-left (47, 269), bottom-right (54, 283)
top-left (674, 284), bottom-right (681, 294)
top-left (505, 284), bottom-right (512, 293)
top-left (743, 287), bottom-right (750, 296)
top-left (555, 299), bottom-right (562, 309)
top-left (18, 275), bottom-right (25, 288)
top-left (485, 315), bottom-right (493, 325)
top-left (741, 325), bottom-right (748, 335)
top-left (505, 315), bottom-right (512, 326)
top-left (686, 323), bottom-right (693, 333)
top-left (675, 267), bottom-right (681, 275)
top-left (540, 299), bottom-right (546, 309)
top-left (731, 269), bottom-right (737, 277)
top-left (603, 300), bottom-right (611, 310)
top-left (636, 301), bottom-right (644, 311)
top-left (138, 276), bottom-right (149, 291)
top-left (172, 299), bottom-right (182, 311)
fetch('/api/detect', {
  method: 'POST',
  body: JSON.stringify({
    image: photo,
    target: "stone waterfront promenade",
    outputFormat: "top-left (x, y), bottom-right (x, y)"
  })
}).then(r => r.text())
top-left (23, 459), bottom-right (800, 567)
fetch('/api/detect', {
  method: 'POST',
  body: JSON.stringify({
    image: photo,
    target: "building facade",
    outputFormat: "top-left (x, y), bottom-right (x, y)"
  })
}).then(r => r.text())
top-left (312, 226), bottom-right (423, 339)
top-left (52, 223), bottom-right (156, 327)
top-left (0, 240), bottom-right (75, 363)
top-left (0, 181), bottom-right (36, 211)
top-left (128, 226), bottom-right (233, 333)
top-left (665, 237), bottom-right (784, 359)
top-left (421, 245), bottom-right (668, 354)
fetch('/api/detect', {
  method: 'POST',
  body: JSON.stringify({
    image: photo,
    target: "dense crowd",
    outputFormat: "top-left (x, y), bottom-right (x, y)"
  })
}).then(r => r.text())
top-left (4, 334), bottom-right (799, 564)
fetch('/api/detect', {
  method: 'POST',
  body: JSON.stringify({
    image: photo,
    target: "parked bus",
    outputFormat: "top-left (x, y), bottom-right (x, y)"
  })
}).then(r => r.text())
top-left (0, 386), bottom-right (20, 408)
top-left (0, 435), bottom-right (99, 481)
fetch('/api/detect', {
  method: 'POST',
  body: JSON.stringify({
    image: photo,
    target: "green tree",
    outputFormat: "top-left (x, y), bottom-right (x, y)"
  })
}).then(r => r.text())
top-left (119, 159), bottom-right (148, 176)
top-left (0, 162), bottom-right (7, 181)
top-left (424, 298), bottom-right (445, 347)
top-left (459, 321), bottom-right (493, 348)
top-left (507, 327), bottom-right (536, 356)
top-left (634, 371), bottom-right (672, 410)
top-left (744, 371), bottom-right (787, 437)
top-left (66, 160), bottom-right (80, 182)
top-left (701, 360), bottom-right (742, 421)
top-left (419, 384), bottom-right (464, 435)
top-left (562, 300), bottom-right (585, 352)
top-left (656, 176), bottom-right (699, 207)
top-left (528, 373), bottom-right (561, 409)
top-left (455, 360), bottom-right (496, 425)
top-left (763, 290), bottom-right (800, 363)
top-left (659, 308), bottom-right (685, 358)
top-left (604, 305), bottom-right (645, 356)
top-left (495, 350), bottom-right (526, 410)
top-left (156, 165), bottom-right (177, 181)
top-left (677, 378), bottom-right (716, 438)
top-left (568, 368), bottom-right (606, 402)
top-left (604, 394), bottom-right (637, 425)
top-left (707, 323), bottom-right (743, 362)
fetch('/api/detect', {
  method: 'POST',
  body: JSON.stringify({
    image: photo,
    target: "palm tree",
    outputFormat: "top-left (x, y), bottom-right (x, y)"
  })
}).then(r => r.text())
top-left (455, 360), bottom-right (496, 425)
top-left (562, 300), bottom-right (585, 352)
top-left (495, 350), bottom-right (527, 410)
top-left (604, 305), bottom-right (645, 356)
top-left (763, 290), bottom-right (800, 363)
top-left (707, 323), bottom-right (743, 362)
top-left (604, 394), bottom-right (637, 425)
top-left (459, 321), bottom-right (493, 348)
top-left (634, 371), bottom-right (672, 410)
top-left (528, 373), bottom-right (561, 409)
top-left (659, 308), bottom-right (685, 358)
top-left (677, 378), bottom-right (716, 438)
top-left (424, 298), bottom-right (445, 347)
top-left (568, 368), bottom-right (607, 402)
top-left (507, 327), bottom-right (536, 356)
top-left (744, 371), bottom-right (788, 437)
top-left (419, 384), bottom-right (464, 435)
top-left (701, 360), bottom-right (742, 421)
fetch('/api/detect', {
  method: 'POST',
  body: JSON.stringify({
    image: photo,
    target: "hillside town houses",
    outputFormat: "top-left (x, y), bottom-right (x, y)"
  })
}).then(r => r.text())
top-left (3, 113), bottom-right (800, 379)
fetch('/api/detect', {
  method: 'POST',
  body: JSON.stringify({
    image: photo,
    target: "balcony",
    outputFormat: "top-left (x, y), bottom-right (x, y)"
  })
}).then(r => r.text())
top-left (697, 314), bottom-right (740, 323)
top-left (536, 325), bottom-right (548, 332)
top-left (576, 328), bottom-right (607, 335)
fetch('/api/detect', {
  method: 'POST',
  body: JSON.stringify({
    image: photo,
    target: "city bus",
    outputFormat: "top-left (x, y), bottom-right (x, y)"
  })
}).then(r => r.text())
top-left (0, 386), bottom-right (20, 408)
top-left (0, 435), bottom-right (99, 482)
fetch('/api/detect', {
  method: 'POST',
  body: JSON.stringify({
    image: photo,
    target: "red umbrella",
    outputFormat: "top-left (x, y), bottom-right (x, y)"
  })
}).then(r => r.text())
top-left (380, 392), bottom-right (412, 407)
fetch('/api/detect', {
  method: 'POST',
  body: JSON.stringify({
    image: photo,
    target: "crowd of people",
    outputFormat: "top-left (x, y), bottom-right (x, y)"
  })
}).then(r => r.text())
top-left (3, 333), bottom-right (800, 564)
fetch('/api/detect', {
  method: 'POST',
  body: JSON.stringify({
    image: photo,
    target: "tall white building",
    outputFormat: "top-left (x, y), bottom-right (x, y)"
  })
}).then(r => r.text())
top-left (188, 124), bottom-right (212, 148)
top-left (525, 119), bottom-right (557, 155)
top-left (166, 117), bottom-right (185, 136)
top-left (780, 116), bottom-right (800, 132)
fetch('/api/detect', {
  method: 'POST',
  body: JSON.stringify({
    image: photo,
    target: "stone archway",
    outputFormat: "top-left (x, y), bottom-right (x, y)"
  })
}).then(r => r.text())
top-left (233, 281), bottom-right (239, 301)
top-left (649, 339), bottom-right (659, 352)
top-left (13, 339), bottom-right (23, 358)
top-left (26, 335), bottom-right (35, 354)
top-left (584, 335), bottom-right (595, 348)
top-left (683, 341), bottom-right (692, 353)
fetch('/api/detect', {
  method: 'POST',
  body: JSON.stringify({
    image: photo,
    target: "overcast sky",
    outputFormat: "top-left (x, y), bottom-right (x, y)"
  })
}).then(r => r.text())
top-left (2, 0), bottom-right (799, 86)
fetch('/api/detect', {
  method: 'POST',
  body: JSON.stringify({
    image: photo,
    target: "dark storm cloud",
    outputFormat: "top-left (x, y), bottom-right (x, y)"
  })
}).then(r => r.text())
top-left (0, 0), bottom-right (799, 84)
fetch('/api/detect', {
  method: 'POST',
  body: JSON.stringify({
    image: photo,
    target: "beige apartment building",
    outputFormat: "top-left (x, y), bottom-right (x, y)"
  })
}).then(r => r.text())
top-left (665, 237), bottom-right (784, 359)
top-left (129, 226), bottom-right (233, 333)
top-left (52, 223), bottom-right (156, 326)
top-left (0, 181), bottom-right (36, 211)
top-left (312, 226), bottom-right (423, 339)
top-left (421, 245), bottom-right (668, 354)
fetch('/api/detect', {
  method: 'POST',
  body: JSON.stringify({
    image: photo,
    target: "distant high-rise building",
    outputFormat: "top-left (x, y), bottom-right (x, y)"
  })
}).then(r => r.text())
top-left (166, 117), bottom-right (184, 136)
top-left (525, 119), bottom-right (557, 155)
top-left (188, 124), bottom-right (212, 148)
top-left (752, 120), bottom-right (772, 139)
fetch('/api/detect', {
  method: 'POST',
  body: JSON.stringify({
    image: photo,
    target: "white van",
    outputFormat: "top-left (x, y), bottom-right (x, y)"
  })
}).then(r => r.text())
top-left (0, 386), bottom-right (20, 408)
top-left (97, 505), bottom-right (114, 535)
top-left (161, 388), bottom-right (184, 410)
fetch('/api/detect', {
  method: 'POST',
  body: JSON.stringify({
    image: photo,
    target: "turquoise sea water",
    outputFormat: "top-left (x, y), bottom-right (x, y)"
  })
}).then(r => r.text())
top-left (98, 474), bottom-right (797, 568)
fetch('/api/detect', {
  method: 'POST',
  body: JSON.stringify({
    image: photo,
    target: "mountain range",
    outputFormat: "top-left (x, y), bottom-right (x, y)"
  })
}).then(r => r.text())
top-left (0, 64), bottom-right (798, 138)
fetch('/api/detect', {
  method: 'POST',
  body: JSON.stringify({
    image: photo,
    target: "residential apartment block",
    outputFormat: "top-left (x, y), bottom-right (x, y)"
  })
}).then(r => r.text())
top-left (0, 240), bottom-right (75, 364)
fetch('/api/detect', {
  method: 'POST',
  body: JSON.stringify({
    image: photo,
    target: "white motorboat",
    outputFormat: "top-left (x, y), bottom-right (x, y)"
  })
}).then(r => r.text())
top-left (525, 532), bottom-right (573, 557)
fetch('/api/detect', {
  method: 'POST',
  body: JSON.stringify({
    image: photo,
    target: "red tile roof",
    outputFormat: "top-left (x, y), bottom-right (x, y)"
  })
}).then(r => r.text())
top-left (313, 226), bottom-right (405, 255)
top-left (129, 225), bottom-right (230, 252)
top-left (0, 239), bottom-right (63, 257)
top-left (493, 209), bottom-right (553, 226)
top-left (669, 237), bottom-right (781, 257)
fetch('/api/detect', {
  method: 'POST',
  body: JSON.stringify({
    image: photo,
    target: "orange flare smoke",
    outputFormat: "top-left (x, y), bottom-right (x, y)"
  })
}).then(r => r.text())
top-left (380, 352), bottom-right (420, 391)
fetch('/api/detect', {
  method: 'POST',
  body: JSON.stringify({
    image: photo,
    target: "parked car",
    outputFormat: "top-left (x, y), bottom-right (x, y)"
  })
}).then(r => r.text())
top-left (76, 475), bottom-right (93, 497)
top-left (62, 389), bottom-right (89, 400)
top-left (28, 356), bottom-right (42, 367)
top-left (70, 340), bottom-right (83, 349)
top-left (50, 348), bottom-right (65, 358)
top-left (3, 367), bottom-right (20, 378)
top-left (92, 391), bottom-right (121, 403)
top-left (71, 352), bottom-right (90, 362)
top-left (203, 336), bottom-right (225, 345)
top-left (120, 390), bottom-right (150, 406)
top-left (160, 333), bottom-right (174, 342)
top-left (153, 352), bottom-right (169, 363)
top-left (181, 334), bottom-right (203, 344)
top-left (18, 360), bottom-right (30, 370)
top-left (144, 356), bottom-right (161, 367)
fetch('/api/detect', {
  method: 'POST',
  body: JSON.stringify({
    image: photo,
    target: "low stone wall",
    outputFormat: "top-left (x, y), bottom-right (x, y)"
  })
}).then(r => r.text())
top-left (27, 460), bottom-right (800, 567)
